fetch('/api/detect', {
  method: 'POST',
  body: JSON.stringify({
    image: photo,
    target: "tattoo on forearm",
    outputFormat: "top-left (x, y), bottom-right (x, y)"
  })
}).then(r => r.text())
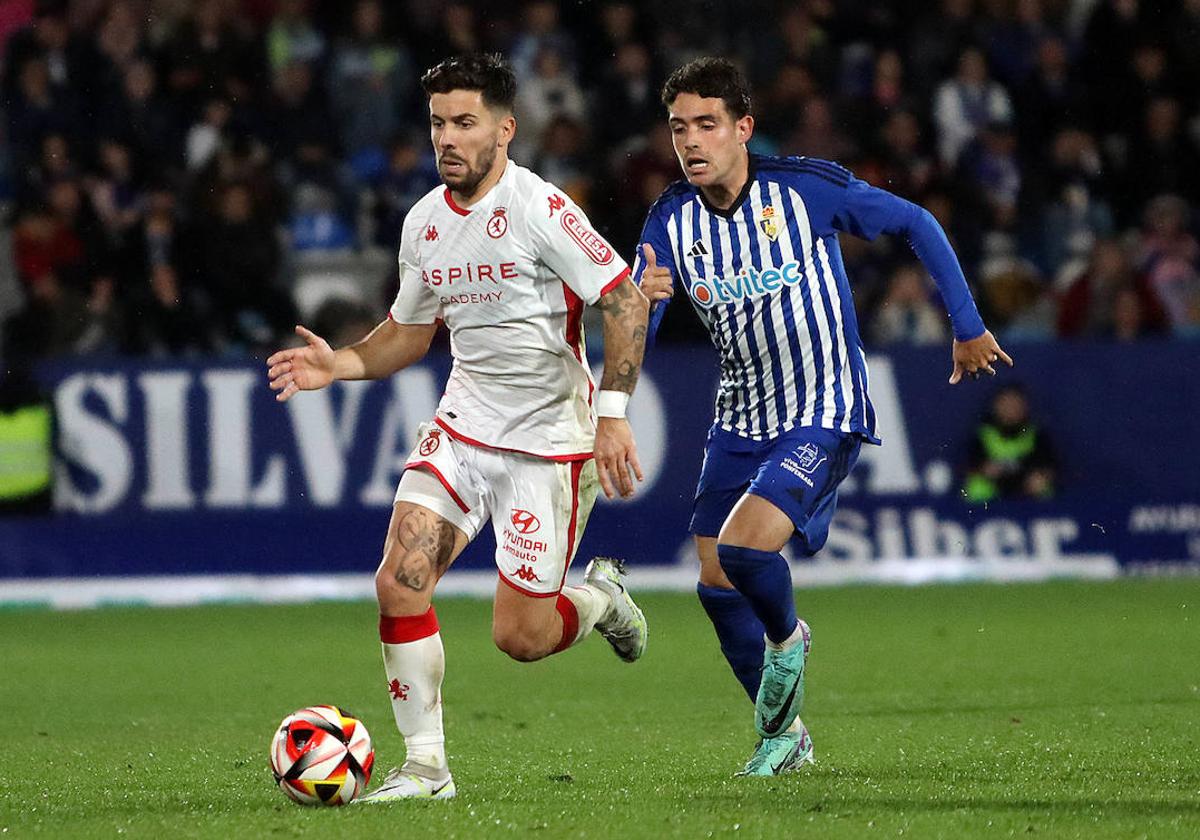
top-left (598, 279), bottom-right (649, 395)
top-left (392, 508), bottom-right (456, 591)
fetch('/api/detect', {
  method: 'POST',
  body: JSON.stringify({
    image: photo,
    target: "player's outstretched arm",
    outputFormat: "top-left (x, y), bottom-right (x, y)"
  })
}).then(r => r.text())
top-left (832, 178), bottom-right (1015, 384)
top-left (593, 277), bottom-right (650, 499)
top-left (267, 320), bottom-right (437, 402)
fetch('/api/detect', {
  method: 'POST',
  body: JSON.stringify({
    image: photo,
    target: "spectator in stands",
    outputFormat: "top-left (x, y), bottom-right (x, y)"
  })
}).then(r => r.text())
top-left (1057, 238), bottom-right (1164, 339)
top-left (534, 114), bottom-right (591, 203)
top-left (1015, 36), bottom-right (1085, 163)
top-left (185, 97), bottom-right (232, 172)
top-left (868, 264), bottom-right (948, 346)
top-left (278, 134), bottom-right (359, 251)
top-left (133, 185), bottom-right (209, 356)
top-left (1123, 98), bottom-right (1200, 213)
top-left (962, 384), bottom-right (1057, 504)
top-left (194, 182), bottom-right (292, 352)
top-left (160, 0), bottom-right (259, 114)
top-left (960, 118), bottom-right (1021, 230)
top-left (373, 132), bottom-right (439, 249)
top-left (512, 45), bottom-right (585, 163)
top-left (0, 365), bottom-right (54, 516)
top-left (262, 59), bottom-right (334, 163)
top-left (6, 56), bottom-right (79, 177)
top-left (97, 59), bottom-right (182, 175)
top-left (933, 46), bottom-right (1013, 168)
top-left (592, 41), bottom-right (659, 148)
top-left (328, 0), bottom-right (413, 158)
top-left (986, 0), bottom-right (1049, 88)
top-left (1136, 195), bottom-right (1200, 336)
top-left (509, 0), bottom-right (576, 82)
top-left (266, 0), bottom-right (325, 74)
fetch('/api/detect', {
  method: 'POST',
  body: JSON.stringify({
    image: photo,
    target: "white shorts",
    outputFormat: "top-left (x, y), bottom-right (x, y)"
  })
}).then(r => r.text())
top-left (395, 421), bottom-right (599, 597)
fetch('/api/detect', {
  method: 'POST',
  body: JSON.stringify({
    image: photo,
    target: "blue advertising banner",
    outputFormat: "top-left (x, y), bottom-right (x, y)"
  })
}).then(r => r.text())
top-left (1, 342), bottom-right (1198, 596)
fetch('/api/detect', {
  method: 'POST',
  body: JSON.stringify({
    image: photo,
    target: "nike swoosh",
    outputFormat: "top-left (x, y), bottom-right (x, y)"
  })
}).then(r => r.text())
top-left (430, 779), bottom-right (453, 796)
top-left (771, 742), bottom-right (802, 774)
top-left (760, 674), bottom-right (801, 735)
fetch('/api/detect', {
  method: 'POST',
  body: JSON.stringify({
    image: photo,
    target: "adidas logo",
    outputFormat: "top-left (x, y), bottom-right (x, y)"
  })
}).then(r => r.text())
top-left (687, 240), bottom-right (708, 258)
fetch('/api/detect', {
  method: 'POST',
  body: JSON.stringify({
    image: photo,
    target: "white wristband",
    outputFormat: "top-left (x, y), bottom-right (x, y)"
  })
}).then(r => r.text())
top-left (596, 390), bottom-right (630, 419)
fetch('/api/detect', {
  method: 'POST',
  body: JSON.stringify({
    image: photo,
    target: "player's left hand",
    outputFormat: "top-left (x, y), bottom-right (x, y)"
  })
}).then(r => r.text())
top-left (639, 244), bottom-right (674, 302)
top-left (949, 330), bottom-right (1013, 384)
top-left (594, 416), bottom-right (644, 500)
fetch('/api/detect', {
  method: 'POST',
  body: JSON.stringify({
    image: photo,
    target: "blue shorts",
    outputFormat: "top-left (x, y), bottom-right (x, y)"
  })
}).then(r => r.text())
top-left (689, 424), bottom-right (862, 555)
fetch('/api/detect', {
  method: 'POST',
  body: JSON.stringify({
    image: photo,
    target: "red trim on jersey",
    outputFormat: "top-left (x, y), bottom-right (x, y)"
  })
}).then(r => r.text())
top-left (443, 188), bottom-right (471, 216)
top-left (379, 607), bottom-right (439, 643)
top-left (433, 416), bottom-right (593, 462)
top-left (559, 460), bottom-right (585, 591)
top-left (497, 571), bottom-right (558, 598)
top-left (562, 282), bottom-right (584, 352)
top-left (561, 281), bottom-right (593, 407)
top-left (552, 594), bottom-right (580, 653)
top-left (597, 266), bottom-right (632, 299)
top-left (404, 460), bottom-right (471, 512)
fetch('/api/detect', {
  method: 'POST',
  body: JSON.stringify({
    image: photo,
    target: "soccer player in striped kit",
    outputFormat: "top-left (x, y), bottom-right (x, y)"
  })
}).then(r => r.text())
top-left (635, 58), bottom-right (1013, 776)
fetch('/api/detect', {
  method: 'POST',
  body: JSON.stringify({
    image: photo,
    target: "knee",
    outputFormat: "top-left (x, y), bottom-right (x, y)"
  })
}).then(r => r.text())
top-left (698, 559), bottom-right (735, 589)
top-left (715, 542), bottom-right (748, 577)
top-left (492, 626), bottom-right (547, 663)
top-left (374, 562), bottom-right (431, 615)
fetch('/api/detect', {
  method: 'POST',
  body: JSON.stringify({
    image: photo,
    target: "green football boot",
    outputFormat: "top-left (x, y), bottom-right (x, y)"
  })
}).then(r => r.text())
top-left (754, 619), bottom-right (811, 738)
top-left (735, 721), bottom-right (815, 777)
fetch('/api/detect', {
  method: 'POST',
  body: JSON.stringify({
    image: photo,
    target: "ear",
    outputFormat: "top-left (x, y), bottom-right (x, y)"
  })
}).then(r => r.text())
top-left (498, 114), bottom-right (516, 147)
top-left (737, 114), bottom-right (755, 146)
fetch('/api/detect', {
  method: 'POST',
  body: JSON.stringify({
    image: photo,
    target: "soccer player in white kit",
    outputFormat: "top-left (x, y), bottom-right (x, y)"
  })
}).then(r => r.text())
top-left (265, 54), bottom-right (651, 801)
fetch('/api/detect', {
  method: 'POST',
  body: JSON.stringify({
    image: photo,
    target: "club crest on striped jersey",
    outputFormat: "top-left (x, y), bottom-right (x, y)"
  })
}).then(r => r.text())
top-left (758, 205), bottom-right (780, 241)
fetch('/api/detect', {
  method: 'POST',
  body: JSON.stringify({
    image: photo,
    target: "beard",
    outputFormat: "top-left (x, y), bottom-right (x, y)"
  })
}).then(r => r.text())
top-left (438, 142), bottom-right (497, 196)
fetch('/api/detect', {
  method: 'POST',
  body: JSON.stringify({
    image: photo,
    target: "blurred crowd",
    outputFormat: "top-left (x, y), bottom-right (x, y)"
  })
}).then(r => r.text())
top-left (1, 0), bottom-right (1198, 362)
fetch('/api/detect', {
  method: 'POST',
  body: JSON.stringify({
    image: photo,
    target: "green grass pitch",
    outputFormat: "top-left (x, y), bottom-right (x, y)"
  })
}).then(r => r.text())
top-left (1, 579), bottom-right (1198, 838)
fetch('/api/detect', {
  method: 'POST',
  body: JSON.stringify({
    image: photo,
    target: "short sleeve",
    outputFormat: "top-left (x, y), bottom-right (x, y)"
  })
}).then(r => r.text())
top-left (633, 204), bottom-right (677, 343)
top-left (526, 185), bottom-right (630, 305)
top-left (388, 215), bottom-right (441, 324)
top-left (632, 208), bottom-right (676, 286)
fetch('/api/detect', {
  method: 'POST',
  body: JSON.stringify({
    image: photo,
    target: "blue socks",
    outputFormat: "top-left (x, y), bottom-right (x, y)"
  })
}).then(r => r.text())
top-left (716, 544), bottom-right (798, 645)
top-left (696, 583), bottom-right (765, 701)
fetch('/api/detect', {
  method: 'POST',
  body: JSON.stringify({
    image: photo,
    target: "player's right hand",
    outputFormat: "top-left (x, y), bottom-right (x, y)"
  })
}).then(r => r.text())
top-left (639, 243), bottom-right (673, 302)
top-left (266, 325), bottom-right (336, 402)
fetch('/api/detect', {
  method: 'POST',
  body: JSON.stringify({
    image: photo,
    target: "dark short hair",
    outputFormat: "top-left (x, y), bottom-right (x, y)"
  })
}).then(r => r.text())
top-left (420, 53), bottom-right (517, 111)
top-left (661, 57), bottom-right (752, 118)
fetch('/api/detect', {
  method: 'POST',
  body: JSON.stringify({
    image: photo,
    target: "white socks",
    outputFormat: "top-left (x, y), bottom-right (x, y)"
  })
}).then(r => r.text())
top-left (380, 608), bottom-right (449, 778)
top-left (555, 584), bottom-right (610, 651)
top-left (765, 620), bottom-right (806, 652)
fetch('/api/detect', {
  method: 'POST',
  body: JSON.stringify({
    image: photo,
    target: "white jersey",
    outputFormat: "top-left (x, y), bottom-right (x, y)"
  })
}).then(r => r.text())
top-left (389, 162), bottom-right (630, 461)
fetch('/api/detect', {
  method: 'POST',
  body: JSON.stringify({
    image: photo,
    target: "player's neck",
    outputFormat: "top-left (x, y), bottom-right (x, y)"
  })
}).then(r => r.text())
top-left (699, 151), bottom-right (750, 211)
top-left (450, 157), bottom-right (509, 208)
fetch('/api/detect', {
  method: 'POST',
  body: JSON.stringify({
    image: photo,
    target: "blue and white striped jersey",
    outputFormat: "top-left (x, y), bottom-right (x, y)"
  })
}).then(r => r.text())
top-left (634, 153), bottom-right (984, 445)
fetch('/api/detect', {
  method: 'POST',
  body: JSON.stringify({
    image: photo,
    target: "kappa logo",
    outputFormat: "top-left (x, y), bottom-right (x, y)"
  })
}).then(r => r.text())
top-left (425, 224), bottom-right (438, 241)
top-left (510, 508), bottom-right (541, 534)
top-left (547, 193), bottom-right (566, 216)
top-left (514, 565), bottom-right (540, 582)
top-left (561, 210), bottom-right (614, 266)
top-left (793, 442), bottom-right (827, 474)
top-left (388, 679), bottom-right (410, 701)
top-left (418, 429), bottom-right (441, 456)
top-left (487, 207), bottom-right (508, 239)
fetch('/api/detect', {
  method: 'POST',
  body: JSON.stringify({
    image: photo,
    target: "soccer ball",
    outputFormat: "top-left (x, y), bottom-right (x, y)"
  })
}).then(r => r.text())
top-left (270, 705), bottom-right (375, 805)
